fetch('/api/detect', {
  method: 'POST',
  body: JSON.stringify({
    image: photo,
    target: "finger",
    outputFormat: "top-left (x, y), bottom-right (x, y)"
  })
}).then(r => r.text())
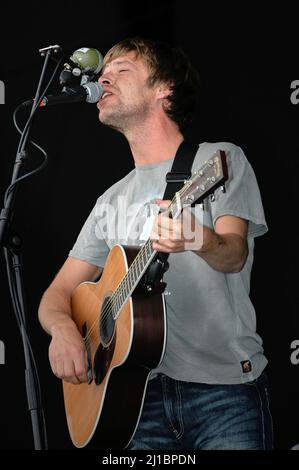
top-left (156, 199), bottom-right (172, 212)
top-left (63, 359), bottom-right (78, 382)
top-left (156, 199), bottom-right (171, 205)
top-left (65, 373), bottom-right (81, 385)
top-left (158, 223), bottom-right (183, 242)
top-left (150, 231), bottom-right (160, 241)
top-left (49, 357), bottom-right (58, 377)
top-left (54, 357), bottom-right (65, 379)
top-left (74, 367), bottom-right (88, 383)
top-left (52, 353), bottom-right (80, 384)
top-left (158, 214), bottom-right (177, 230)
top-left (60, 359), bottom-right (83, 384)
top-left (74, 351), bottom-right (89, 383)
top-left (151, 241), bottom-right (172, 253)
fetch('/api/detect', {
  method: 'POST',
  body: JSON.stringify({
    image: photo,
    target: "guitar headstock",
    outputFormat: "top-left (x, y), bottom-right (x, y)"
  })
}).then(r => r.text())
top-left (177, 149), bottom-right (228, 208)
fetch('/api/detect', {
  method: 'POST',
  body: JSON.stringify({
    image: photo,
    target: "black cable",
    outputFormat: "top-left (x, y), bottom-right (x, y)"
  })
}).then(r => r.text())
top-left (16, 51), bottom-right (51, 157)
top-left (4, 56), bottom-right (63, 205)
top-left (15, 56), bottom-right (63, 150)
top-left (4, 247), bottom-right (48, 448)
top-left (4, 140), bottom-right (48, 205)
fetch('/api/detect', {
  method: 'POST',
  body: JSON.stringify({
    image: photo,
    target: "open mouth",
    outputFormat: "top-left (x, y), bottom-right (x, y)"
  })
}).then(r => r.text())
top-left (101, 92), bottom-right (113, 101)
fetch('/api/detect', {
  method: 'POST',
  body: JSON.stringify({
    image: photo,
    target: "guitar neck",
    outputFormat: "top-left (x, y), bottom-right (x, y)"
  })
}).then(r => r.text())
top-left (111, 150), bottom-right (228, 319)
top-left (111, 240), bottom-right (156, 319)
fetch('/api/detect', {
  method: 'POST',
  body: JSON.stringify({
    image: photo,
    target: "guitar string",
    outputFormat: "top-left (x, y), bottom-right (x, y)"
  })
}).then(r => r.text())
top-left (82, 165), bottom-right (213, 345)
top-left (82, 159), bottom-right (217, 344)
top-left (82, 242), bottom-right (153, 344)
top-left (82, 185), bottom-right (186, 344)
top-left (82, 206), bottom-right (171, 344)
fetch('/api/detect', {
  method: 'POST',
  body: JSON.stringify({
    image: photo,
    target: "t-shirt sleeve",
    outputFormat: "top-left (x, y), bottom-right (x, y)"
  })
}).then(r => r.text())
top-left (69, 198), bottom-right (110, 267)
top-left (208, 143), bottom-right (268, 238)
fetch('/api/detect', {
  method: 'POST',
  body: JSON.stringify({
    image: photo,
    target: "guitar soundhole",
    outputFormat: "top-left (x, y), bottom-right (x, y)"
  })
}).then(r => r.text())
top-left (93, 295), bottom-right (117, 385)
top-left (100, 295), bottom-right (116, 347)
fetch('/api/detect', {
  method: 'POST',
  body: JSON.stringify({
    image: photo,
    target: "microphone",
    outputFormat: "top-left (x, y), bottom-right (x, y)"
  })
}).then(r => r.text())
top-left (70, 47), bottom-right (103, 75)
top-left (22, 81), bottom-right (103, 108)
top-left (60, 47), bottom-right (103, 86)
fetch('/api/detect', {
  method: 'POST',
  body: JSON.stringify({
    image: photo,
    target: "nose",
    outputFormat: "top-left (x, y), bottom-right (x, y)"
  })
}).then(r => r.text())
top-left (98, 72), bottom-right (113, 86)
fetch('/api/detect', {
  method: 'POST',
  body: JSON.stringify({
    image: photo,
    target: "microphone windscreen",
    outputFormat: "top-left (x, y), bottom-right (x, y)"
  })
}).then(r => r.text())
top-left (70, 48), bottom-right (103, 74)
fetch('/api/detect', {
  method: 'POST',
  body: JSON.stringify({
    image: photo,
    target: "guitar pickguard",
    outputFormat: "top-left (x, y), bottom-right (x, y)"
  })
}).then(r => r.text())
top-left (93, 334), bottom-right (116, 385)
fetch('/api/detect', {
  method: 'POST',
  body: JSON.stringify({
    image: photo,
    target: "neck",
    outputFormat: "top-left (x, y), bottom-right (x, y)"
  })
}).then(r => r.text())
top-left (124, 117), bottom-right (184, 165)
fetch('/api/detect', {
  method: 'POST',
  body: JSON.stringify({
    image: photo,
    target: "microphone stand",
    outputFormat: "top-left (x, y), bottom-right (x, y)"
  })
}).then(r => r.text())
top-left (0, 46), bottom-right (59, 449)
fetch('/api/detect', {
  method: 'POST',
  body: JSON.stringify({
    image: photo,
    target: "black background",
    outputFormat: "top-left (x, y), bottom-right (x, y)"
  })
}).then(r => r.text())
top-left (0, 1), bottom-right (298, 452)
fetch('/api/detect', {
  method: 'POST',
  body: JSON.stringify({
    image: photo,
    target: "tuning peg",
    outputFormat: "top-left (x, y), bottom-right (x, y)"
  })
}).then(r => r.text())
top-left (210, 193), bottom-right (215, 202)
top-left (221, 185), bottom-right (226, 193)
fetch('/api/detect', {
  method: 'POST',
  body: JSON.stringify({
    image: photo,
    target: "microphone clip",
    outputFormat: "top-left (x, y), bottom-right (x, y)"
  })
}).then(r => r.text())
top-left (59, 63), bottom-right (83, 87)
top-left (59, 56), bottom-right (100, 87)
top-left (39, 44), bottom-right (62, 57)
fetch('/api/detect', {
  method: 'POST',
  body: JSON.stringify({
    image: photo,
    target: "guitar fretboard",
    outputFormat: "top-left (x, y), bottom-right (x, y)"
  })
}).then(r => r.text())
top-left (109, 151), bottom-right (226, 319)
top-left (111, 239), bottom-right (156, 318)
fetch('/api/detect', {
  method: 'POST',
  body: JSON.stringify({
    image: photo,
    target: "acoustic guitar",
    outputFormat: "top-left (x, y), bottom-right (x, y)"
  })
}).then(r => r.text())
top-left (63, 149), bottom-right (228, 449)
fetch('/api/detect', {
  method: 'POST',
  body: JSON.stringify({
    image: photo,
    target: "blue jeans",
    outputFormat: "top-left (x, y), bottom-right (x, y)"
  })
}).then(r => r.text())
top-left (128, 371), bottom-right (273, 450)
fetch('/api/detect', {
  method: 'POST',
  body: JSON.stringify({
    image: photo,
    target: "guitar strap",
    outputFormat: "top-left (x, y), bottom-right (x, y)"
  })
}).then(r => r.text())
top-left (142, 140), bottom-right (199, 293)
top-left (163, 140), bottom-right (199, 200)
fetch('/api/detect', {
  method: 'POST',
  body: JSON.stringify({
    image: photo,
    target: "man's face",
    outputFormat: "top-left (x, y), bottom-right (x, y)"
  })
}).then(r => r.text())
top-left (97, 51), bottom-right (159, 131)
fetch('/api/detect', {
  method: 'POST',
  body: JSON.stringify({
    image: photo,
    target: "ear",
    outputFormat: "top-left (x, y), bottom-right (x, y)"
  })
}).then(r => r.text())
top-left (156, 82), bottom-right (172, 100)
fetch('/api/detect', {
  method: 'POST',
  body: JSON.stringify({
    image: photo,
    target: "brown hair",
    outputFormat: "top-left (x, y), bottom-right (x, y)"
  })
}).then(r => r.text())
top-left (103, 37), bottom-right (200, 132)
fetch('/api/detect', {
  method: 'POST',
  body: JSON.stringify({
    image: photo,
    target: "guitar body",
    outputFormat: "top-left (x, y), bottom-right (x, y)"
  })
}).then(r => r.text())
top-left (63, 244), bottom-right (167, 449)
top-left (62, 150), bottom-right (228, 449)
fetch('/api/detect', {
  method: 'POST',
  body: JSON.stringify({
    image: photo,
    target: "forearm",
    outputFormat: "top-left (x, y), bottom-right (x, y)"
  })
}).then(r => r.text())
top-left (38, 286), bottom-right (75, 335)
top-left (194, 225), bottom-right (248, 273)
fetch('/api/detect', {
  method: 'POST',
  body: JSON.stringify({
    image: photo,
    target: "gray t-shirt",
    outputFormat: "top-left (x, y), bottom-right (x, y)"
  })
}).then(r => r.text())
top-left (69, 142), bottom-right (268, 384)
